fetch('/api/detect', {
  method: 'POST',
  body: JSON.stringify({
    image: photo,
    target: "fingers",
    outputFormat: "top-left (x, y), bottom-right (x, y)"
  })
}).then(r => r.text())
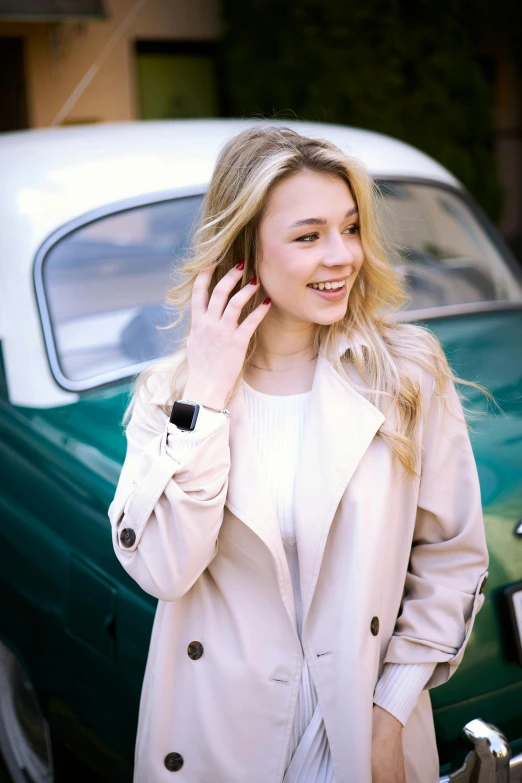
top-left (206, 263), bottom-right (247, 319)
top-left (221, 277), bottom-right (261, 325)
top-left (237, 297), bottom-right (271, 340)
top-left (191, 265), bottom-right (215, 319)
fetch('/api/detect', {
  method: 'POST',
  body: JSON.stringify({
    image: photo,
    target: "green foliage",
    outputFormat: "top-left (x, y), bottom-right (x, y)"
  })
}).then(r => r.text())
top-left (220, 0), bottom-right (504, 221)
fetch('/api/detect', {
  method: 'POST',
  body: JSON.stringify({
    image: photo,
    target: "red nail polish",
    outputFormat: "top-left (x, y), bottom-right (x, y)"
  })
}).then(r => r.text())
top-left (236, 261), bottom-right (245, 270)
top-left (250, 277), bottom-right (258, 285)
top-left (263, 297), bottom-right (271, 304)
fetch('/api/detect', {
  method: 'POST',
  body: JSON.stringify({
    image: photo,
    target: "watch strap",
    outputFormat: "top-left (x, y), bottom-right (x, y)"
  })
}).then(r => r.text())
top-left (181, 399), bottom-right (231, 417)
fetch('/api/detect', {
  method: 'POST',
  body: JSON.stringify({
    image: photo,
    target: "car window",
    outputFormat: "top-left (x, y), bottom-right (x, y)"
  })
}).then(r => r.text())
top-left (41, 196), bottom-right (203, 384)
top-left (378, 181), bottom-right (522, 310)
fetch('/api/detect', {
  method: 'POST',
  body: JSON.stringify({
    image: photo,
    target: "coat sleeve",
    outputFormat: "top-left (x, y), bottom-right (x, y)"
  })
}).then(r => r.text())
top-left (107, 380), bottom-right (231, 602)
top-left (383, 375), bottom-right (489, 689)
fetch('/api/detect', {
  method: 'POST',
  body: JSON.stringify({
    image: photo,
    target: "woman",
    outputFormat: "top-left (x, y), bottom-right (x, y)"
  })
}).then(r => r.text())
top-left (108, 126), bottom-right (489, 783)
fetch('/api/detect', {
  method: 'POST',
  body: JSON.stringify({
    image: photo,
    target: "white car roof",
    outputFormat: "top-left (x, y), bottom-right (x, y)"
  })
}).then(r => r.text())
top-left (0, 120), bottom-right (458, 240)
top-left (0, 119), bottom-right (461, 408)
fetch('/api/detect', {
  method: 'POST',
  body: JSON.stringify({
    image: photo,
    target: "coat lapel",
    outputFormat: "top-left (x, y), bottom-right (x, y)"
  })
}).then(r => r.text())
top-left (225, 384), bottom-right (298, 634)
top-left (293, 350), bottom-right (385, 628)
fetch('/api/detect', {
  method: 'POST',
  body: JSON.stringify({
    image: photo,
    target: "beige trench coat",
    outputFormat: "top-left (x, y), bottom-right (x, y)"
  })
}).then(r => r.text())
top-left (108, 345), bottom-right (489, 783)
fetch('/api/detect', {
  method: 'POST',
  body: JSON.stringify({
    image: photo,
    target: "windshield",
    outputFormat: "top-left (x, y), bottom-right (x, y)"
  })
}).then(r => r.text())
top-left (378, 180), bottom-right (522, 310)
top-left (39, 182), bottom-right (522, 389)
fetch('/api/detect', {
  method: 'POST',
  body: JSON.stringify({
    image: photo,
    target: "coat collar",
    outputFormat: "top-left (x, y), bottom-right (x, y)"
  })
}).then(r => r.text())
top-left (150, 340), bottom-right (385, 633)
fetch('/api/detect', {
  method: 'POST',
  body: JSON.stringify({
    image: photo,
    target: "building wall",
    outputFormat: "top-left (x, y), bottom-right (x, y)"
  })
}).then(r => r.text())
top-left (1, 2), bottom-right (521, 258)
top-left (0, 0), bottom-right (219, 127)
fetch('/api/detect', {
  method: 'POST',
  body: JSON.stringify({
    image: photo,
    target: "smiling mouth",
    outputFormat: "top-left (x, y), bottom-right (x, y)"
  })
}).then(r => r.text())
top-left (307, 276), bottom-right (349, 291)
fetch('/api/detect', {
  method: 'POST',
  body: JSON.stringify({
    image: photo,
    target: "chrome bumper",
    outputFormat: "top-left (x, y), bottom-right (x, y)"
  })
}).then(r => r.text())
top-left (439, 719), bottom-right (522, 782)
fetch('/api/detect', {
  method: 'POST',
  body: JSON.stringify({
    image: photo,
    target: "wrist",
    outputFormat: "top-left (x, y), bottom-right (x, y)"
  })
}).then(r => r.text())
top-left (372, 705), bottom-right (403, 735)
top-left (182, 381), bottom-right (229, 410)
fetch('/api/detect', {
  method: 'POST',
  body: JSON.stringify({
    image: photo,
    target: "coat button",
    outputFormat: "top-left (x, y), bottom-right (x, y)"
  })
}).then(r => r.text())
top-left (479, 575), bottom-right (488, 594)
top-left (370, 616), bottom-right (380, 636)
top-left (120, 528), bottom-right (136, 548)
top-left (164, 752), bottom-right (184, 771)
top-left (187, 641), bottom-right (204, 660)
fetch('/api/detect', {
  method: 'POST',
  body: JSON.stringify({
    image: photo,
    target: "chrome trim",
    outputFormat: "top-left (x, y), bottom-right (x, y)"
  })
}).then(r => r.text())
top-left (33, 184), bottom-right (206, 393)
top-left (399, 300), bottom-right (522, 322)
top-left (511, 752), bottom-right (522, 781)
top-left (439, 753), bottom-right (473, 783)
top-left (439, 719), bottom-right (513, 782)
top-left (464, 718), bottom-right (511, 763)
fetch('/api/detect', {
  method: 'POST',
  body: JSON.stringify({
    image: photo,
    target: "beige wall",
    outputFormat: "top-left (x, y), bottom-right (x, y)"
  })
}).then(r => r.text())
top-left (0, 0), bottom-right (219, 127)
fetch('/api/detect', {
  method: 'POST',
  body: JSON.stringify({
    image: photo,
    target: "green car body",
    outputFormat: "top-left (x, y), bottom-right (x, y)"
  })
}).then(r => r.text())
top-left (0, 120), bottom-right (521, 781)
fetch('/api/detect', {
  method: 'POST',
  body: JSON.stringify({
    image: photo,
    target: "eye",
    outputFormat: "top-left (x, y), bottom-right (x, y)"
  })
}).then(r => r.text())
top-left (295, 232), bottom-right (319, 243)
top-left (344, 224), bottom-right (360, 235)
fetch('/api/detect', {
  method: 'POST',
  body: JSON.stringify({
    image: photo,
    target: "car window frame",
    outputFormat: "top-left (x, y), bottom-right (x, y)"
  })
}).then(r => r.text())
top-left (34, 178), bottom-right (522, 394)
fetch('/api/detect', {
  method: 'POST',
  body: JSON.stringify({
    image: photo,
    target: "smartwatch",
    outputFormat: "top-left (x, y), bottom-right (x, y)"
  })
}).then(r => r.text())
top-left (169, 399), bottom-right (232, 432)
top-left (169, 400), bottom-right (200, 432)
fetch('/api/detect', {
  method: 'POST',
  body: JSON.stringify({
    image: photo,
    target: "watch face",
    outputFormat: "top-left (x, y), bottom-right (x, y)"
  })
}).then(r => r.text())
top-left (170, 401), bottom-right (199, 431)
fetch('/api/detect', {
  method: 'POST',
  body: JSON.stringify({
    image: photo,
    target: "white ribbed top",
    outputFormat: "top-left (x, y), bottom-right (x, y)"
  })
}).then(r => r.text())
top-left (243, 383), bottom-right (309, 547)
top-left (243, 382), bottom-right (335, 782)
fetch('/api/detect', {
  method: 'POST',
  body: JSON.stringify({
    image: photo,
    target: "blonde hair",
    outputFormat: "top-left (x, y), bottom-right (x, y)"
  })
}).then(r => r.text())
top-left (130, 125), bottom-right (492, 477)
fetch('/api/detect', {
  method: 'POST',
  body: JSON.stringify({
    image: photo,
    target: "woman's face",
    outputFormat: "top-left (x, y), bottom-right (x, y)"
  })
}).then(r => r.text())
top-left (257, 170), bottom-right (364, 326)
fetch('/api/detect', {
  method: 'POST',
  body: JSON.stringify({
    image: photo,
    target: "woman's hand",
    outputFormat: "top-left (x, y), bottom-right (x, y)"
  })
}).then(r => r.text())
top-left (183, 262), bottom-right (270, 408)
top-left (371, 705), bottom-right (406, 783)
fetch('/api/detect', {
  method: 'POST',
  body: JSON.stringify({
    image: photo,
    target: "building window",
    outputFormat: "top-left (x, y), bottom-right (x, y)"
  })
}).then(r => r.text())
top-left (135, 40), bottom-right (220, 120)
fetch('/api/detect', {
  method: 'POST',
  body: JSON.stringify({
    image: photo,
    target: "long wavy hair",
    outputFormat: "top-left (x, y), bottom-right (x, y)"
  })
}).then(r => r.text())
top-left (128, 125), bottom-right (492, 478)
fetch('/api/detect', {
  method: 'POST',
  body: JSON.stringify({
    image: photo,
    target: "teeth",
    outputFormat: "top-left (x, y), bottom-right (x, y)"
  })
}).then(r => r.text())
top-left (308, 278), bottom-right (347, 290)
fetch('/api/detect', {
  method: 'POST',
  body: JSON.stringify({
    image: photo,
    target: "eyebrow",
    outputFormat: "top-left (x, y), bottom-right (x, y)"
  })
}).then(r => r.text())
top-left (288, 206), bottom-right (358, 229)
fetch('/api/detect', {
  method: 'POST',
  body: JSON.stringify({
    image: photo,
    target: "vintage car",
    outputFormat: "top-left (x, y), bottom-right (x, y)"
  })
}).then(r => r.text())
top-left (0, 119), bottom-right (521, 783)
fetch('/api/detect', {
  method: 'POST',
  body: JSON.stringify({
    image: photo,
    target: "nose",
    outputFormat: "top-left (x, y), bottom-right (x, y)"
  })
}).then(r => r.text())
top-left (322, 232), bottom-right (357, 268)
